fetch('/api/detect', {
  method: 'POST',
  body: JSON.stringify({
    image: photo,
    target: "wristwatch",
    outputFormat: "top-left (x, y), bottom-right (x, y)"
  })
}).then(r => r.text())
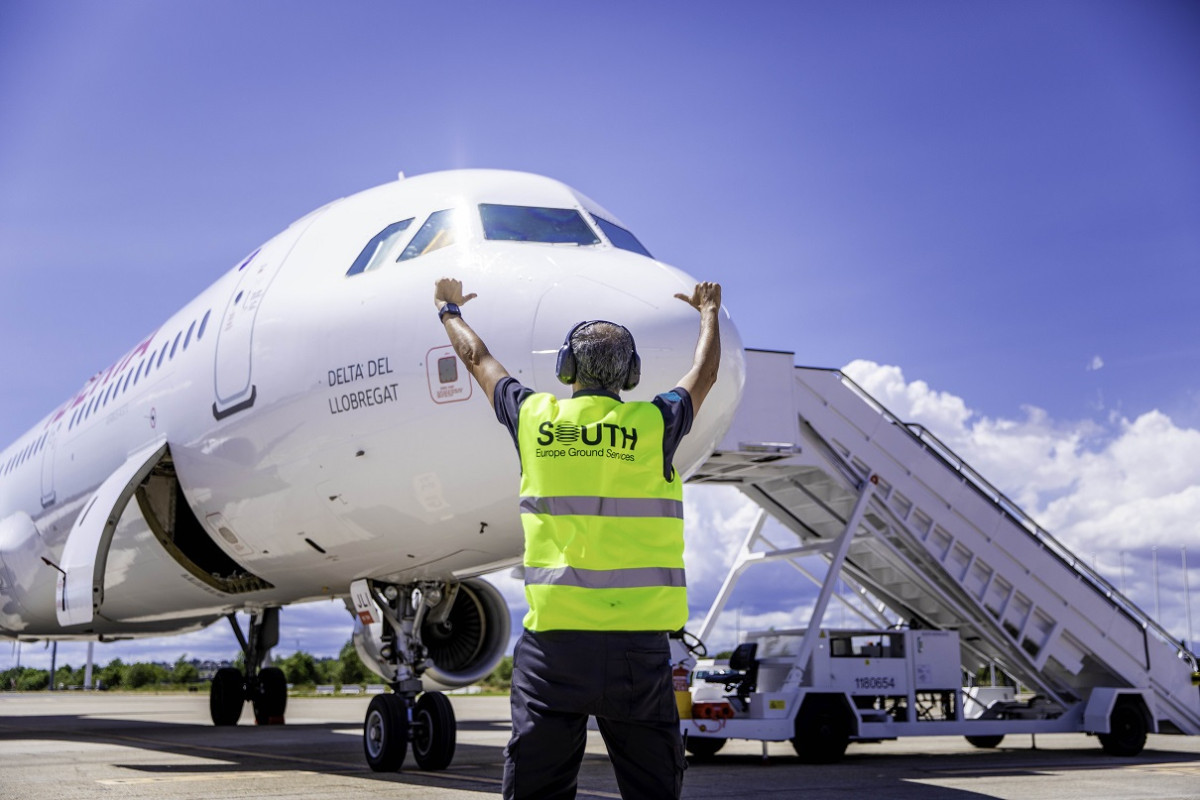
top-left (438, 302), bottom-right (461, 322)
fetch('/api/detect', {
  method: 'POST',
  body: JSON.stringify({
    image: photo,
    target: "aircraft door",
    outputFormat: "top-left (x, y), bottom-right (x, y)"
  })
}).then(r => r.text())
top-left (212, 213), bottom-right (321, 420)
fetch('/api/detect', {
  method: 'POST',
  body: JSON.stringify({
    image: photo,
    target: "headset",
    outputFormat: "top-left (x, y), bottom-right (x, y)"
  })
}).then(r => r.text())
top-left (555, 319), bottom-right (641, 391)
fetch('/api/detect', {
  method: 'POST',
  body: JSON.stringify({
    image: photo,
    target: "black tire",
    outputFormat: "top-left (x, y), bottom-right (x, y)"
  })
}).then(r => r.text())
top-left (364, 694), bottom-right (408, 772)
top-left (1098, 702), bottom-right (1147, 757)
top-left (965, 734), bottom-right (1005, 749)
top-left (210, 667), bottom-right (244, 726)
top-left (412, 691), bottom-right (457, 771)
top-left (790, 696), bottom-right (851, 764)
top-left (252, 666), bottom-right (288, 724)
top-left (685, 736), bottom-right (727, 758)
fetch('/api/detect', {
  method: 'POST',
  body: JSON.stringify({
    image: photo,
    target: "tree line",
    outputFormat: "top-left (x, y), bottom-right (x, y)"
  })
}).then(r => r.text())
top-left (4, 655), bottom-right (204, 691)
top-left (3, 640), bottom-right (513, 692)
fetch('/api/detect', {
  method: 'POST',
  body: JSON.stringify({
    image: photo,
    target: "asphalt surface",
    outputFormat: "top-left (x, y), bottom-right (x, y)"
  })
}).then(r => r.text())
top-left (2, 692), bottom-right (1200, 799)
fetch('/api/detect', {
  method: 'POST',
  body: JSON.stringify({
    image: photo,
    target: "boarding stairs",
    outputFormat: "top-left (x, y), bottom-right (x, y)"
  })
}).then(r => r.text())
top-left (689, 349), bottom-right (1200, 736)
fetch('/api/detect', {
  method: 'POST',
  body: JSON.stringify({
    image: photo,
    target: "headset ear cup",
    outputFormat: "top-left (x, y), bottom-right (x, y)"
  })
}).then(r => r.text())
top-left (557, 320), bottom-right (591, 385)
top-left (624, 351), bottom-right (641, 391)
top-left (556, 344), bottom-right (576, 385)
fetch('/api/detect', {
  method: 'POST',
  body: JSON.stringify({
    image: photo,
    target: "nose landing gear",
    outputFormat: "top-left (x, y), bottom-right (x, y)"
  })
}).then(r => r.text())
top-left (352, 579), bottom-right (459, 772)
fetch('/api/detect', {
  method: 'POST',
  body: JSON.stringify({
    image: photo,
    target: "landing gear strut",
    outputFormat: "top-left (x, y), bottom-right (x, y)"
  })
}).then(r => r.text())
top-left (353, 579), bottom-right (458, 772)
top-left (209, 607), bottom-right (288, 726)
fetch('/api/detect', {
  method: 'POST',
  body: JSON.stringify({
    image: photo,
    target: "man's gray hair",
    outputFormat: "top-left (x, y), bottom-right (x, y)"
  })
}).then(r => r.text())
top-left (570, 322), bottom-right (635, 394)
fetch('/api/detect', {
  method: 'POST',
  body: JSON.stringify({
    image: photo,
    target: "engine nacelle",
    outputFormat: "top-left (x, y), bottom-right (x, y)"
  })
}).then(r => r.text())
top-left (422, 577), bottom-right (511, 687)
top-left (353, 577), bottom-right (510, 689)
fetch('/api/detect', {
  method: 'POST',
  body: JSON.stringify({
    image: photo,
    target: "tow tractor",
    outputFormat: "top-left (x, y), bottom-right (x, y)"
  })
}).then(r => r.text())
top-left (678, 351), bottom-right (1200, 760)
top-left (679, 626), bottom-right (1152, 762)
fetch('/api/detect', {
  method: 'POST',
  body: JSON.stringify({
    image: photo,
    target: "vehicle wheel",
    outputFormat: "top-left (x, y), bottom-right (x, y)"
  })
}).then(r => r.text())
top-left (364, 694), bottom-right (408, 772)
top-left (790, 696), bottom-right (851, 763)
top-left (252, 666), bottom-right (288, 724)
top-left (685, 736), bottom-right (727, 758)
top-left (210, 667), bottom-right (244, 726)
top-left (965, 734), bottom-right (1005, 749)
top-left (1098, 702), bottom-right (1147, 756)
top-left (412, 691), bottom-right (457, 771)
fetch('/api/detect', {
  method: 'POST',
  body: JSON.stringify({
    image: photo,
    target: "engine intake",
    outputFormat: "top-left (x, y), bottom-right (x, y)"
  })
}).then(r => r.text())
top-left (423, 578), bottom-right (510, 686)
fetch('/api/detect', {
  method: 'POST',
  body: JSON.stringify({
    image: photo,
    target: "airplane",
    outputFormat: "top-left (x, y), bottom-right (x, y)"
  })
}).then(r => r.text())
top-left (0, 169), bottom-right (746, 771)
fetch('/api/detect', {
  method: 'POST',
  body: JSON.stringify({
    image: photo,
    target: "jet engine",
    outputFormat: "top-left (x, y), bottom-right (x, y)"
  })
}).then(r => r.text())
top-left (353, 577), bottom-right (510, 689)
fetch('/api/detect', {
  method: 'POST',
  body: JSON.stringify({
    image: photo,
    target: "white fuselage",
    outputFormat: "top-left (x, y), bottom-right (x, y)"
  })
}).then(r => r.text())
top-left (0, 169), bottom-right (745, 640)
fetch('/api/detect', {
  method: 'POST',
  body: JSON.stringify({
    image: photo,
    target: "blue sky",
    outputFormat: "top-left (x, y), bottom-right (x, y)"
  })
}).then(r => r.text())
top-left (3, 1), bottom-right (1199, 670)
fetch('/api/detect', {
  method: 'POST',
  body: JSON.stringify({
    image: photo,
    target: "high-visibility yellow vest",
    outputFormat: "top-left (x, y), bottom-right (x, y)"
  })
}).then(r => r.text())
top-left (516, 392), bottom-right (687, 632)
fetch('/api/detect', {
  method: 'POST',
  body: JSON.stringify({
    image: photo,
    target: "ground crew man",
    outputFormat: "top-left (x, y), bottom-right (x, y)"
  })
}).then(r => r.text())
top-left (434, 276), bottom-right (722, 800)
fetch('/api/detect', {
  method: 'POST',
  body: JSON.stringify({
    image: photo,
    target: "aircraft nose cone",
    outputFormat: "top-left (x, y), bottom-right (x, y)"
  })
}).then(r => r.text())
top-left (531, 269), bottom-right (745, 479)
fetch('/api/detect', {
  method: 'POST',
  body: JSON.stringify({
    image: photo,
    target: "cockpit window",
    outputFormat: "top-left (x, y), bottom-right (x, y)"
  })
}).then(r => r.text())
top-left (346, 219), bottom-right (414, 276)
top-left (480, 204), bottom-right (600, 246)
top-left (590, 214), bottom-right (653, 258)
top-left (398, 209), bottom-right (459, 262)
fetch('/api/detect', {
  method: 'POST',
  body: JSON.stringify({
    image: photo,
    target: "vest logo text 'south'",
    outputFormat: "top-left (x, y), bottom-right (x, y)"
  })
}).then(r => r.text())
top-left (535, 421), bottom-right (639, 462)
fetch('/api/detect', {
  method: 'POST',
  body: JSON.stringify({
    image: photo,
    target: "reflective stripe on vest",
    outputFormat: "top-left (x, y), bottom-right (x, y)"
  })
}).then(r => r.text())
top-left (519, 495), bottom-right (684, 519)
top-left (524, 565), bottom-right (687, 590)
top-left (516, 392), bottom-right (686, 632)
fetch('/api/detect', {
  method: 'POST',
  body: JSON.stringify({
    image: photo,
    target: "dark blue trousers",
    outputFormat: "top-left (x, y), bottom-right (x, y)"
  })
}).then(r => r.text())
top-left (502, 629), bottom-right (685, 800)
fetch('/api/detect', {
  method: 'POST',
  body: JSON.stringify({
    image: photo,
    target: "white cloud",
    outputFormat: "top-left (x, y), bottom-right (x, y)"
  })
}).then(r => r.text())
top-left (1087, 355), bottom-right (1105, 371)
top-left (841, 360), bottom-right (1200, 644)
top-left (682, 485), bottom-right (765, 595)
top-left (688, 601), bottom-right (817, 657)
top-left (843, 360), bottom-right (972, 434)
top-left (654, 361), bottom-right (1200, 655)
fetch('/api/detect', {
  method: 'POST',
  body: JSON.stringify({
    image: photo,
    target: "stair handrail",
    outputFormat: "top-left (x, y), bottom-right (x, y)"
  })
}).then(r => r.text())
top-left (802, 366), bottom-right (1197, 671)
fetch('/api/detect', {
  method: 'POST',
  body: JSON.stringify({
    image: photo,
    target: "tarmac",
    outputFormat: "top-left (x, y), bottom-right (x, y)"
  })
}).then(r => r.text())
top-left (2, 691), bottom-right (1200, 799)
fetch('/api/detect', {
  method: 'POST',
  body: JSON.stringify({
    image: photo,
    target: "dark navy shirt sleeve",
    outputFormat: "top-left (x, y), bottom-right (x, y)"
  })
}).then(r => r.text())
top-left (653, 386), bottom-right (694, 480)
top-left (494, 376), bottom-right (534, 451)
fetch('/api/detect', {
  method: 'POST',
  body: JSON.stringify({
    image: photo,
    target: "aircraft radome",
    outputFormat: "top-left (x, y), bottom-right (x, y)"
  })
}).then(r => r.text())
top-left (0, 169), bottom-right (745, 771)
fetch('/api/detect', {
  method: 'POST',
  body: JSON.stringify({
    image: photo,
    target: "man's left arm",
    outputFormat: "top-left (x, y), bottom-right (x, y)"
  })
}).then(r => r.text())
top-left (434, 278), bottom-right (510, 409)
top-left (673, 282), bottom-right (722, 417)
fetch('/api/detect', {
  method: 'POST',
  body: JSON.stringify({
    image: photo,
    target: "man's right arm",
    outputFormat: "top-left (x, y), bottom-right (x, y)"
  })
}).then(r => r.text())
top-left (673, 281), bottom-right (722, 416)
top-left (435, 277), bottom-right (509, 408)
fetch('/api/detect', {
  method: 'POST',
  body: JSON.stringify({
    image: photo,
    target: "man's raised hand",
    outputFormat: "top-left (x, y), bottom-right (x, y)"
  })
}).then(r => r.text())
top-left (674, 281), bottom-right (722, 313)
top-left (434, 277), bottom-right (478, 309)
